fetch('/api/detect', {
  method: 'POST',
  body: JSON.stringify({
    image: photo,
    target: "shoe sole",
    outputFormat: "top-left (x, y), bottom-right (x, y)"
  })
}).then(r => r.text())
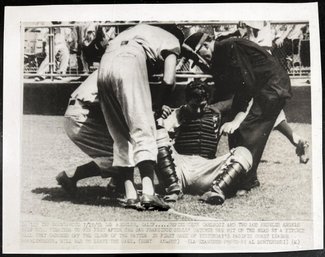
top-left (164, 192), bottom-right (184, 202)
top-left (141, 201), bottom-right (170, 211)
top-left (205, 195), bottom-right (224, 205)
top-left (300, 157), bottom-right (309, 164)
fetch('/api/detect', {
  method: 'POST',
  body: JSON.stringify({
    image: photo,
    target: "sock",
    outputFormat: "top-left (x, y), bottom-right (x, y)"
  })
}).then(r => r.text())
top-left (137, 160), bottom-right (156, 195)
top-left (137, 160), bottom-right (155, 181)
top-left (118, 167), bottom-right (134, 181)
top-left (142, 177), bottom-right (155, 195)
top-left (70, 161), bottom-right (101, 183)
top-left (124, 180), bottom-right (138, 200)
top-left (115, 167), bottom-right (137, 200)
top-left (106, 167), bottom-right (134, 196)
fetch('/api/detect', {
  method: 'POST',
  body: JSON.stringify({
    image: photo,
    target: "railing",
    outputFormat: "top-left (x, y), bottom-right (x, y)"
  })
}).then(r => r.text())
top-left (23, 21), bottom-right (310, 82)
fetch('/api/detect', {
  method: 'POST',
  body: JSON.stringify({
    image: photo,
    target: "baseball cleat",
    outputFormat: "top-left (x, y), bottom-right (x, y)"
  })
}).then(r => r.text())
top-left (56, 171), bottom-right (77, 196)
top-left (140, 194), bottom-right (170, 211)
top-left (251, 179), bottom-right (260, 188)
top-left (199, 187), bottom-right (225, 205)
top-left (124, 198), bottom-right (140, 210)
top-left (239, 178), bottom-right (260, 191)
top-left (296, 140), bottom-right (309, 164)
top-left (163, 191), bottom-right (184, 202)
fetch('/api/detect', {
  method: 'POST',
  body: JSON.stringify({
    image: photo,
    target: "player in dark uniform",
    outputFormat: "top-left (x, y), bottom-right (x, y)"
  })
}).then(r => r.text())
top-left (183, 33), bottom-right (292, 194)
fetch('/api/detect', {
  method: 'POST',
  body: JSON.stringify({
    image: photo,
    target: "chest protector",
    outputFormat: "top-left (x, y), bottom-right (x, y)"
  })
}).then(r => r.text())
top-left (174, 110), bottom-right (221, 159)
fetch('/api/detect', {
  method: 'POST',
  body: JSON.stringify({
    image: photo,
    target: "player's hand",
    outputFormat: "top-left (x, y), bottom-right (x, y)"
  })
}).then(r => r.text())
top-left (161, 105), bottom-right (173, 119)
top-left (220, 121), bottom-right (240, 135)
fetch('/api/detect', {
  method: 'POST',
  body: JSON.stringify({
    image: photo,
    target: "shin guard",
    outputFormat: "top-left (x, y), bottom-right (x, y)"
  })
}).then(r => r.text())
top-left (156, 128), bottom-right (182, 199)
top-left (200, 147), bottom-right (252, 205)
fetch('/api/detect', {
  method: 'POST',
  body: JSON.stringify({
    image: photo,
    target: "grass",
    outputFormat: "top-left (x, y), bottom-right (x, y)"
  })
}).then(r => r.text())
top-left (21, 115), bottom-right (312, 222)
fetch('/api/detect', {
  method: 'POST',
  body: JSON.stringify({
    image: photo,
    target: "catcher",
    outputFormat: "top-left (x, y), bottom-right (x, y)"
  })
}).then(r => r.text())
top-left (155, 81), bottom-right (253, 205)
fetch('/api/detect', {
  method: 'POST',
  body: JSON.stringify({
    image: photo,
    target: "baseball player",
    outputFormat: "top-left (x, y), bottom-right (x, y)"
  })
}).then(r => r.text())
top-left (97, 23), bottom-right (184, 211)
top-left (55, 23), bottom-right (126, 197)
top-left (56, 70), bottom-right (126, 197)
top-left (155, 81), bottom-right (253, 205)
top-left (57, 24), bottom-right (183, 210)
top-left (183, 33), bottom-right (292, 194)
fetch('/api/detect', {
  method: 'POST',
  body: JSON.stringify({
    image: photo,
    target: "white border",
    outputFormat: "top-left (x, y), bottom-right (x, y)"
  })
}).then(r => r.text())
top-left (3, 3), bottom-right (323, 253)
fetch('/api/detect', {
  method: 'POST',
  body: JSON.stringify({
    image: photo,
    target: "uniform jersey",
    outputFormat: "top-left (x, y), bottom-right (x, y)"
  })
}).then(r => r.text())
top-left (107, 24), bottom-right (181, 66)
top-left (211, 38), bottom-right (292, 113)
top-left (71, 24), bottom-right (181, 103)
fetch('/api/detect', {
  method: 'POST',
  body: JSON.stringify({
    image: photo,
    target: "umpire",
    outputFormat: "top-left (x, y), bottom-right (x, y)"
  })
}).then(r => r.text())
top-left (183, 33), bottom-right (292, 193)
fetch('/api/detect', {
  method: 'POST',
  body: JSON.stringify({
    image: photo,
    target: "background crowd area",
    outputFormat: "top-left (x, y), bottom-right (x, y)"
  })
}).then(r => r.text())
top-left (23, 21), bottom-right (310, 78)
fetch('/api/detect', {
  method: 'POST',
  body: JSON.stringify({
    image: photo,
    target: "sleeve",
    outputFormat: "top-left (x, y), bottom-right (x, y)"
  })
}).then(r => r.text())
top-left (232, 87), bottom-right (252, 113)
top-left (209, 97), bottom-right (234, 114)
top-left (159, 33), bottom-right (181, 60)
top-left (211, 40), bottom-right (240, 101)
top-left (162, 108), bottom-right (181, 132)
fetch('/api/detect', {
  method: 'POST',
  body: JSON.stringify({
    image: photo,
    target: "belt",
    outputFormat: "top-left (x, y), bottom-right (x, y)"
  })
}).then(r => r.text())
top-left (69, 98), bottom-right (99, 106)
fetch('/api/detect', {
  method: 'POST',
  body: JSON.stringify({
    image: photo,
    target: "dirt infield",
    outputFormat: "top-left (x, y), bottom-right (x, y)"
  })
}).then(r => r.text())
top-left (21, 115), bottom-right (312, 222)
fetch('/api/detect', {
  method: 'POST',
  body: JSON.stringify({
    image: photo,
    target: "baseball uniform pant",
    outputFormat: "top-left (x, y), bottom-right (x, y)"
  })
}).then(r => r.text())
top-left (64, 98), bottom-right (119, 177)
top-left (229, 93), bottom-right (285, 190)
top-left (173, 147), bottom-right (252, 195)
top-left (98, 40), bottom-right (158, 167)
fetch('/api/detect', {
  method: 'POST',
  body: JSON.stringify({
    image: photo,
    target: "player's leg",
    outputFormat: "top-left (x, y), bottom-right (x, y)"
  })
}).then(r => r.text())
top-left (98, 45), bottom-right (169, 210)
top-left (123, 51), bottom-right (171, 210)
top-left (34, 54), bottom-right (49, 81)
top-left (228, 98), bottom-right (283, 192)
top-left (182, 153), bottom-right (232, 196)
top-left (56, 45), bottom-right (70, 78)
top-left (199, 146), bottom-right (253, 205)
top-left (59, 99), bottom-right (123, 196)
top-left (97, 54), bottom-right (138, 203)
top-left (274, 110), bottom-right (309, 163)
top-left (155, 128), bottom-right (183, 202)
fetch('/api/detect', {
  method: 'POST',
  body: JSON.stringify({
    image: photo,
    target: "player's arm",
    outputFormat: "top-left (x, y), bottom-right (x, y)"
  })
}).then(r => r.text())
top-left (153, 52), bottom-right (178, 114)
top-left (162, 53), bottom-right (177, 86)
top-left (156, 105), bottom-right (181, 135)
top-left (220, 98), bottom-right (253, 135)
top-left (209, 96), bottom-right (234, 114)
